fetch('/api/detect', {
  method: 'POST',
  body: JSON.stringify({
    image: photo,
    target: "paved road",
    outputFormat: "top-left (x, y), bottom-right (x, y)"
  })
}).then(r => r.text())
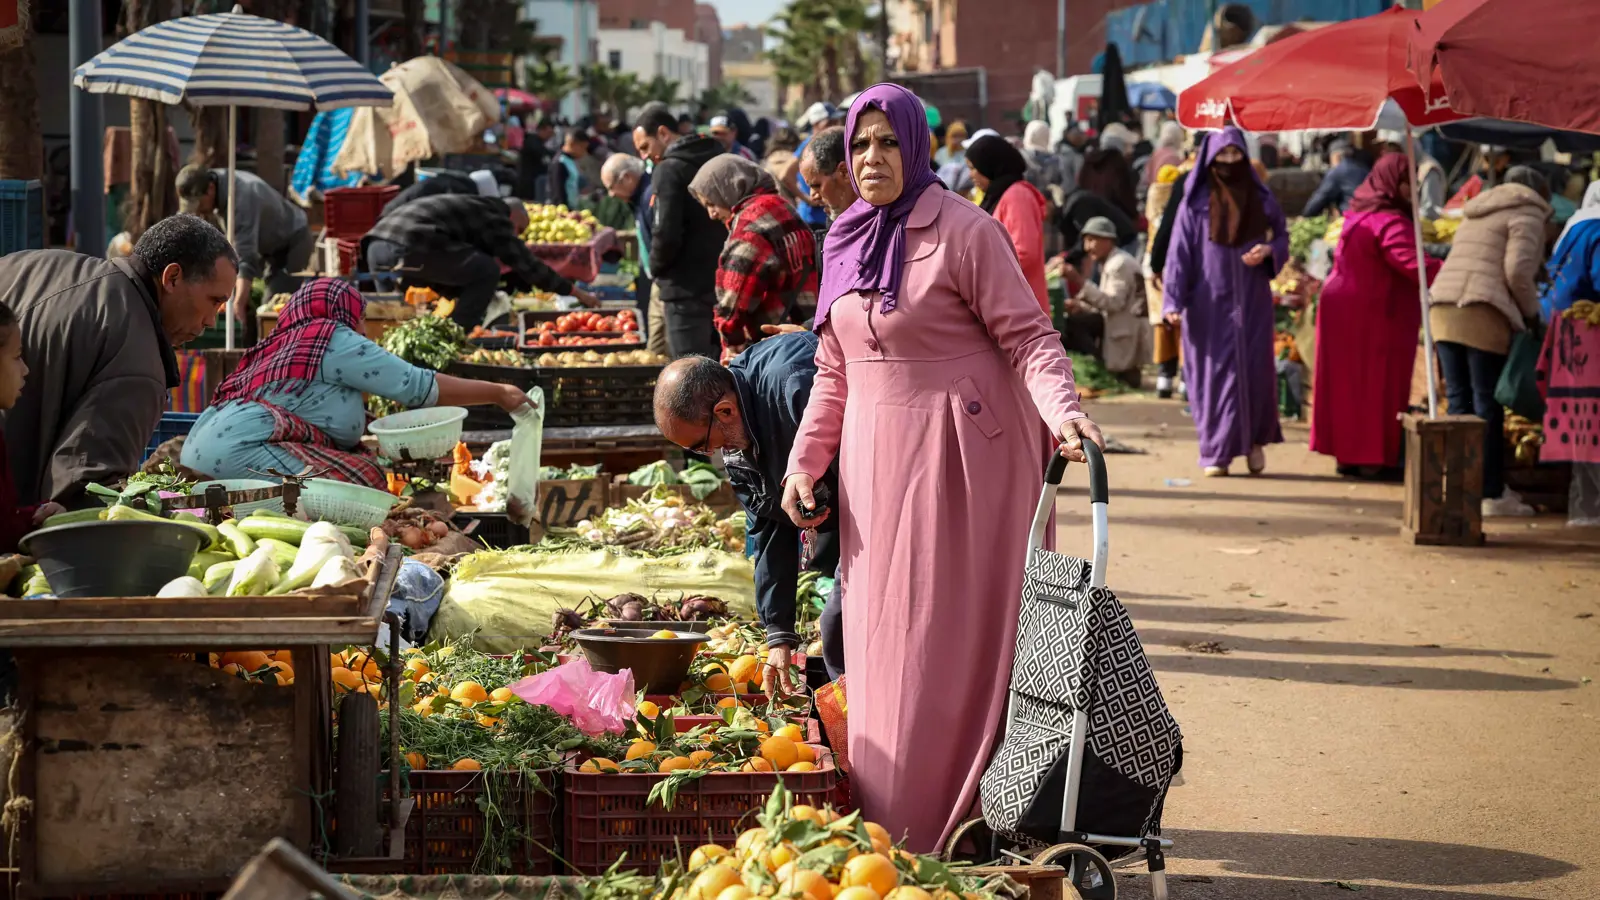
top-left (1053, 396), bottom-right (1599, 900)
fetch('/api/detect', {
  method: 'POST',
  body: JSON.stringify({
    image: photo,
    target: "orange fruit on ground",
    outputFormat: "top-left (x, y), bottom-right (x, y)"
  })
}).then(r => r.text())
top-left (406, 658), bottom-right (431, 679)
top-left (450, 681), bottom-right (489, 706)
top-left (490, 687), bottom-right (517, 702)
top-left (579, 758), bottom-right (620, 773)
top-left (219, 650), bottom-right (271, 671)
top-left (782, 868), bottom-right (832, 900)
top-left (476, 714), bottom-right (500, 727)
top-left (786, 761), bottom-right (817, 772)
top-left (331, 666), bottom-right (367, 692)
top-left (412, 699), bottom-right (434, 717)
top-left (450, 758), bottom-right (482, 770)
top-left (774, 723), bottom-right (805, 743)
top-left (759, 735), bottom-right (799, 771)
top-left (688, 749), bottom-right (716, 768)
top-left (715, 887), bottom-right (753, 900)
top-left (637, 700), bottom-right (660, 719)
top-left (344, 651), bottom-right (381, 680)
top-left (842, 854), bottom-right (898, 898)
top-left (864, 822), bottom-right (892, 855)
top-left (835, 888), bottom-right (881, 900)
top-left (626, 739), bottom-right (657, 761)
top-left (727, 654), bottom-right (760, 686)
top-left (794, 743), bottom-right (816, 764)
top-left (704, 672), bottom-right (733, 692)
top-left (689, 843), bottom-right (729, 870)
top-left (403, 751), bottom-right (426, 769)
top-left (688, 864), bottom-right (742, 900)
top-left (716, 697), bottom-right (742, 710)
top-left (659, 756), bottom-right (695, 773)
top-left (885, 888), bottom-right (933, 900)
top-left (741, 757), bottom-right (773, 772)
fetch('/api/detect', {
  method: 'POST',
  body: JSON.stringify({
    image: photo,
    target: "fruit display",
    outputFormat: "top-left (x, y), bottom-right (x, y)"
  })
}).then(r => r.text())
top-left (535, 349), bottom-right (669, 368)
top-left (512, 290), bottom-right (563, 311)
top-left (528, 333), bottom-right (645, 348)
top-left (549, 309), bottom-right (640, 334)
top-left (469, 325), bottom-right (519, 342)
top-left (1506, 413), bottom-right (1544, 465)
top-left (577, 710), bottom-right (823, 786)
top-left (523, 203), bottom-right (599, 245)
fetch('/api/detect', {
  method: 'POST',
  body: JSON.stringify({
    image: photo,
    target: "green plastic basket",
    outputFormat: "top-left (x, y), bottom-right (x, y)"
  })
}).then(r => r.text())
top-left (300, 478), bottom-right (398, 529)
top-left (367, 406), bottom-right (467, 461)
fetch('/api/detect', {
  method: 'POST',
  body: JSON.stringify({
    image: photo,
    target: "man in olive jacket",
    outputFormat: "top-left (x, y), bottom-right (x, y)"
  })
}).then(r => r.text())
top-left (0, 214), bottom-right (238, 506)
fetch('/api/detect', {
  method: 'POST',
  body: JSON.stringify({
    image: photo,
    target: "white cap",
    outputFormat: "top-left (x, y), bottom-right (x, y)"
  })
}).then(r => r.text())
top-left (1375, 128), bottom-right (1406, 146)
top-left (962, 127), bottom-right (1001, 149)
top-left (469, 170), bottom-right (499, 197)
top-left (709, 115), bottom-right (732, 131)
top-left (802, 102), bottom-right (841, 129)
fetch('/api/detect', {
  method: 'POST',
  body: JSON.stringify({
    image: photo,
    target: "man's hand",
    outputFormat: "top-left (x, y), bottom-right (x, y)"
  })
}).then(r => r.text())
top-left (760, 324), bottom-right (809, 336)
top-left (572, 287), bottom-right (600, 308)
top-left (32, 502), bottom-right (65, 526)
top-left (762, 645), bottom-right (795, 697)
top-left (781, 474), bottom-right (830, 528)
top-left (1242, 243), bottom-right (1272, 267)
top-left (1058, 417), bottom-right (1106, 464)
top-left (1164, 311), bottom-right (1182, 326)
top-left (230, 276), bottom-right (253, 323)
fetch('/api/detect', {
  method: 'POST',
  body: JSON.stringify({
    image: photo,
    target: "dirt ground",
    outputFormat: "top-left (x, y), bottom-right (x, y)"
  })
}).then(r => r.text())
top-left (1057, 395), bottom-right (1600, 900)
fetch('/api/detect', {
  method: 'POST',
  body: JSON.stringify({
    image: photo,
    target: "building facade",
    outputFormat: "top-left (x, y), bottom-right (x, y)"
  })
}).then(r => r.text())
top-left (722, 59), bottom-right (778, 120)
top-left (597, 21), bottom-right (711, 104)
top-left (524, 0), bottom-right (602, 120)
top-left (692, 4), bottom-right (723, 88)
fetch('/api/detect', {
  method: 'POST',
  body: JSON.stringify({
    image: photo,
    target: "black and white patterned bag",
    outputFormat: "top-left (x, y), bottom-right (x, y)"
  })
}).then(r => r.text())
top-left (979, 548), bottom-right (1183, 848)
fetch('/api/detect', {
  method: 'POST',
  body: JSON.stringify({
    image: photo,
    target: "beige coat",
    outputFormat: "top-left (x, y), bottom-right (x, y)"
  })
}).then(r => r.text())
top-left (1076, 247), bottom-right (1151, 373)
top-left (1428, 183), bottom-right (1551, 332)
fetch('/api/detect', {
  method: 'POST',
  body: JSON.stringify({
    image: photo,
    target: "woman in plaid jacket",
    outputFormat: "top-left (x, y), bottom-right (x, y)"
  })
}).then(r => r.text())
top-left (689, 155), bottom-right (819, 356)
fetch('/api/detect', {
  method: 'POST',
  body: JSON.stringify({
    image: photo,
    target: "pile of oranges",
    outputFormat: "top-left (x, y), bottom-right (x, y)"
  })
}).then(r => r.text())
top-left (578, 719), bottom-right (821, 776)
top-left (656, 788), bottom-right (987, 900)
top-left (209, 649), bottom-right (294, 685)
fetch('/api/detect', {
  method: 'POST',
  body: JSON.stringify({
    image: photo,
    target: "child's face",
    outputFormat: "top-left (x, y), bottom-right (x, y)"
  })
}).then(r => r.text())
top-left (0, 327), bottom-right (27, 410)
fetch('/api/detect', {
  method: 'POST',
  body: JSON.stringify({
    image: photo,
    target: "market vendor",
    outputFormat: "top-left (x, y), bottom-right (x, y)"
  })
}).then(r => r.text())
top-left (362, 194), bottom-right (597, 330)
top-left (0, 214), bottom-right (238, 507)
top-left (176, 164), bottom-right (315, 346)
top-left (180, 279), bottom-right (534, 487)
top-left (652, 339), bottom-right (842, 691)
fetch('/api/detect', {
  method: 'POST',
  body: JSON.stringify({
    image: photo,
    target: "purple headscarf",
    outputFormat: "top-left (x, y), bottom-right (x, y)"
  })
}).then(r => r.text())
top-left (815, 83), bottom-right (944, 327)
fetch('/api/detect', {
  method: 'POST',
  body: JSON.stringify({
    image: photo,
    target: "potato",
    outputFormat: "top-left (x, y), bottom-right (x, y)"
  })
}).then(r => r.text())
top-left (538, 352), bottom-right (559, 367)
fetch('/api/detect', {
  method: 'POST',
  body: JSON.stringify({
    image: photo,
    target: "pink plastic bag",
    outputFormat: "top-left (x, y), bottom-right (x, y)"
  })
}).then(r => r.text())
top-left (509, 657), bottom-right (635, 736)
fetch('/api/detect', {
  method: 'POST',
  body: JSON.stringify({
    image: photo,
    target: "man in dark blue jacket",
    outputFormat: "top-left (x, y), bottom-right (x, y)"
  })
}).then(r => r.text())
top-left (1302, 140), bottom-right (1372, 217)
top-left (652, 336), bottom-right (842, 692)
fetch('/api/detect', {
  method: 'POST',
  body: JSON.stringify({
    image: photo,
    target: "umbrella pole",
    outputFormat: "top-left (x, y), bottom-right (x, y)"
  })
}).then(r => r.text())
top-left (226, 104), bottom-right (238, 352)
top-left (1406, 129), bottom-right (1439, 419)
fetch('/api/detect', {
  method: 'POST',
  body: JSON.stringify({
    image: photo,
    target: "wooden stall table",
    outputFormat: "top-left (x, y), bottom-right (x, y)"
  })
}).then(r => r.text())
top-left (0, 548), bottom-right (403, 899)
top-left (258, 295), bottom-right (416, 345)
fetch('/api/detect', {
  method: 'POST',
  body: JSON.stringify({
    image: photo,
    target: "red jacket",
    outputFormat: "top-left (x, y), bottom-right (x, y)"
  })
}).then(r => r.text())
top-left (0, 431), bottom-right (39, 554)
top-left (713, 190), bottom-right (819, 348)
top-left (993, 181), bottom-right (1051, 312)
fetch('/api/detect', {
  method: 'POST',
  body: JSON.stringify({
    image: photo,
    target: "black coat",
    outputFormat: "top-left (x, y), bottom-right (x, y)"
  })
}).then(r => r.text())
top-left (648, 136), bottom-right (729, 301)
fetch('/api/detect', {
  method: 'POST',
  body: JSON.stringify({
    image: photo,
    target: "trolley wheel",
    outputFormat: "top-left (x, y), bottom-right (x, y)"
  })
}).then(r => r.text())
top-left (944, 817), bottom-right (995, 863)
top-left (1035, 843), bottom-right (1116, 900)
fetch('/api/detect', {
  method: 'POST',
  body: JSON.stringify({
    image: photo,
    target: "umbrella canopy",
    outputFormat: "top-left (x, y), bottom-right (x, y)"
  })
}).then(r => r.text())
top-left (494, 87), bottom-right (553, 115)
top-left (72, 6), bottom-right (391, 110)
top-left (1409, 0), bottom-right (1600, 136)
top-left (1127, 81), bottom-right (1176, 111)
top-left (1178, 7), bottom-right (1462, 132)
top-left (334, 56), bottom-right (501, 178)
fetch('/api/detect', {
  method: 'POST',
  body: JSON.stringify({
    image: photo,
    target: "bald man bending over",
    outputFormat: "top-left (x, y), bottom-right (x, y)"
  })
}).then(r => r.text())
top-left (652, 336), bottom-right (842, 691)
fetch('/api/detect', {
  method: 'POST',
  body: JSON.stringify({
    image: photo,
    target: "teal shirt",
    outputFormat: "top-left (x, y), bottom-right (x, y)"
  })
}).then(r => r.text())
top-left (180, 326), bottom-right (438, 479)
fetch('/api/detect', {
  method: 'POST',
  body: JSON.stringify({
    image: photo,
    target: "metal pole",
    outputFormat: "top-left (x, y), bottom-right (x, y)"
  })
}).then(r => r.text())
top-left (1056, 0), bottom-right (1066, 78)
top-left (69, 0), bottom-right (105, 257)
top-left (355, 0), bottom-right (371, 68)
top-left (1406, 128), bottom-right (1439, 418)
top-left (225, 105), bottom-right (238, 351)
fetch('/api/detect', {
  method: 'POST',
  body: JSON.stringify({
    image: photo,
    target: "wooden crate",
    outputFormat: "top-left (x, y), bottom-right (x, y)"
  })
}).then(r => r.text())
top-left (1402, 413), bottom-right (1487, 546)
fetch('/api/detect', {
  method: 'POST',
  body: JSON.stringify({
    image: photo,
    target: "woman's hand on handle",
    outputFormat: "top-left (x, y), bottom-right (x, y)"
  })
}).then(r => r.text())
top-left (1058, 417), bottom-right (1106, 464)
top-left (781, 474), bottom-right (830, 528)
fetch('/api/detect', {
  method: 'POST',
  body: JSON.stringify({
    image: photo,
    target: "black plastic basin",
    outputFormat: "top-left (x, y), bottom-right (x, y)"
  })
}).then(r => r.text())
top-left (571, 627), bottom-right (708, 693)
top-left (20, 520), bottom-right (205, 598)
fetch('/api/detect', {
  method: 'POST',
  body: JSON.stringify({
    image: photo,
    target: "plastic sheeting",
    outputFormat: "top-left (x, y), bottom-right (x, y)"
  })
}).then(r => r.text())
top-left (431, 548), bottom-right (758, 653)
top-left (507, 388), bottom-right (544, 529)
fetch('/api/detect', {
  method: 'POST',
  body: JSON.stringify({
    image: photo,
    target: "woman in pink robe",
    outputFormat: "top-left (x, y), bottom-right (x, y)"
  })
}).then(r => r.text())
top-left (780, 84), bottom-right (1104, 853)
top-left (1310, 153), bottom-right (1441, 476)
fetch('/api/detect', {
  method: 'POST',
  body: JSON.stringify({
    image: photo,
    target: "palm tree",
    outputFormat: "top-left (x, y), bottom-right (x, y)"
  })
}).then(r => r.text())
top-left (764, 0), bottom-right (879, 108)
top-left (582, 64), bottom-right (649, 122)
top-left (643, 75), bottom-right (683, 106)
top-left (697, 81), bottom-right (757, 116)
top-left (0, 8), bottom-right (43, 182)
top-left (524, 60), bottom-right (582, 109)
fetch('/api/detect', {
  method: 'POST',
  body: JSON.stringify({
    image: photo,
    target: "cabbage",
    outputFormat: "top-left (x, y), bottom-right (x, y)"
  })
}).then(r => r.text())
top-left (157, 576), bottom-right (208, 597)
top-left (271, 522), bottom-right (353, 594)
top-left (226, 548), bottom-right (281, 597)
top-left (311, 555), bottom-right (364, 590)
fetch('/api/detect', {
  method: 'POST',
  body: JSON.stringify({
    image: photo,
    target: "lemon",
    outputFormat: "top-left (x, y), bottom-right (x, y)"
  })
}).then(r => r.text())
top-left (651, 629), bottom-right (677, 639)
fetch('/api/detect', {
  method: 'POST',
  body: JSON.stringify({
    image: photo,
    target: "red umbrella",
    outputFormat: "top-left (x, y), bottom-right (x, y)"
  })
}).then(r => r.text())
top-left (494, 87), bottom-right (551, 114)
top-left (1409, 0), bottom-right (1600, 135)
top-left (1178, 7), bottom-right (1462, 131)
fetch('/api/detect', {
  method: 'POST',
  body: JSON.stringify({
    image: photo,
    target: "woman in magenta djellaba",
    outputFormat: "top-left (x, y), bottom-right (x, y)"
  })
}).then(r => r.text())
top-left (1311, 154), bottom-right (1440, 478)
top-left (1162, 126), bottom-right (1288, 476)
top-left (778, 83), bottom-right (1104, 853)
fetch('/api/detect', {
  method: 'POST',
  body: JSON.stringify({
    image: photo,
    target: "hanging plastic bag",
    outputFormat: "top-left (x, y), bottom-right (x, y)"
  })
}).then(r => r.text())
top-left (505, 386), bottom-right (544, 529)
top-left (1494, 324), bottom-right (1546, 422)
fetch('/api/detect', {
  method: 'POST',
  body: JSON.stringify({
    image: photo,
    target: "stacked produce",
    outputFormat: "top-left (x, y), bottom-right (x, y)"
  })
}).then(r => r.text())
top-left (461, 348), bottom-right (532, 367)
top-left (1564, 299), bottom-right (1600, 326)
top-left (534, 349), bottom-right (668, 368)
top-left (530, 309), bottom-right (640, 337)
top-left (628, 461), bottom-right (725, 501)
top-left (522, 203), bottom-right (598, 245)
top-left (1506, 413), bottom-right (1544, 465)
top-left (577, 711), bottom-right (823, 790)
top-left (381, 315), bottom-right (467, 370)
top-left (560, 487), bottom-right (747, 553)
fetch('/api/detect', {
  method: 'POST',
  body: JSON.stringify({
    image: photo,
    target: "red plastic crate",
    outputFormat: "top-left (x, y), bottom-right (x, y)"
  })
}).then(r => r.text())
top-left (397, 768), bottom-right (560, 875)
top-left (334, 238), bottom-right (359, 276)
top-left (325, 185), bottom-right (398, 239)
top-left (562, 755), bottom-right (839, 875)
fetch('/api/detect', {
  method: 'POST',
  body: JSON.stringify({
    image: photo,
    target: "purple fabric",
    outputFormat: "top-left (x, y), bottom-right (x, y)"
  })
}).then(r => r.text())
top-left (815, 83), bottom-right (944, 326)
top-left (1161, 125), bottom-right (1289, 468)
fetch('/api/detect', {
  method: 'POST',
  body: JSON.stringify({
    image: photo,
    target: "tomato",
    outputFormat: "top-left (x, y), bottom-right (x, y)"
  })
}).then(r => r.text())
top-left (620, 320), bottom-right (639, 332)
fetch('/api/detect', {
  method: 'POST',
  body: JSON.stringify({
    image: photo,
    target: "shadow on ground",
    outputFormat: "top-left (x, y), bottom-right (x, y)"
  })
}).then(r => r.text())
top-left (1135, 627), bottom-right (1553, 660)
top-left (1125, 602), bottom-right (1341, 626)
top-left (1147, 651), bottom-right (1579, 691)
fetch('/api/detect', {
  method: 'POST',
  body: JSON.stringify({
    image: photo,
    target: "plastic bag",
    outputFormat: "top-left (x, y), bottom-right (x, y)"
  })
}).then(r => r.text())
top-left (1495, 326), bottom-right (1546, 422)
top-left (509, 657), bottom-right (634, 736)
top-left (1570, 463), bottom-right (1600, 528)
top-left (506, 387), bottom-right (544, 528)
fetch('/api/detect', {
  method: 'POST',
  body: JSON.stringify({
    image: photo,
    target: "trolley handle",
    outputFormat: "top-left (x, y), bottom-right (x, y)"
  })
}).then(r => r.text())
top-left (1044, 441), bottom-right (1109, 505)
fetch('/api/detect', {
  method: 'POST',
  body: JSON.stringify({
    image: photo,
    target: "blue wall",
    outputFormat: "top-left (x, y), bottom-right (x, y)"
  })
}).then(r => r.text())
top-left (1105, 0), bottom-right (1392, 68)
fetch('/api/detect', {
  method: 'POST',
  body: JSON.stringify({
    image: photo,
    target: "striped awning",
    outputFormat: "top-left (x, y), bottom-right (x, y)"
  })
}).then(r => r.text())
top-left (72, 6), bottom-right (392, 111)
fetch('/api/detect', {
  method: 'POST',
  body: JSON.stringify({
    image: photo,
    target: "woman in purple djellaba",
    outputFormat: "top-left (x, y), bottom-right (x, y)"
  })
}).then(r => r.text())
top-left (1161, 126), bottom-right (1287, 476)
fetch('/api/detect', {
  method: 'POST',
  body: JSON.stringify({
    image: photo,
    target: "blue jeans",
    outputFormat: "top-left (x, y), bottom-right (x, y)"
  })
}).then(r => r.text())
top-left (1435, 341), bottom-right (1507, 499)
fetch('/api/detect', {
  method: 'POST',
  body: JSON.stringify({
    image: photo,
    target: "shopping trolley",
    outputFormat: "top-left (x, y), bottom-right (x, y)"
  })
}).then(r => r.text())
top-left (947, 443), bottom-right (1184, 900)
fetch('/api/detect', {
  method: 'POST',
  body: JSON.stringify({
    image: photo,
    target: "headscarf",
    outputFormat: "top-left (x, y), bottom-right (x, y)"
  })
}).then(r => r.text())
top-left (1553, 180), bottom-right (1600, 249)
top-left (1023, 120), bottom-right (1052, 154)
top-left (944, 122), bottom-right (969, 153)
top-left (815, 83), bottom-right (944, 327)
top-left (690, 154), bottom-right (777, 211)
top-left (966, 134), bottom-right (1029, 216)
top-left (1347, 153), bottom-right (1414, 218)
top-left (1190, 125), bottom-right (1270, 247)
top-left (215, 278), bottom-right (365, 404)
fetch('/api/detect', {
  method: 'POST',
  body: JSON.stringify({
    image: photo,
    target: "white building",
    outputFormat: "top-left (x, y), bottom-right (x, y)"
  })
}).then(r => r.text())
top-left (523, 0), bottom-right (601, 120)
top-left (596, 22), bottom-right (710, 108)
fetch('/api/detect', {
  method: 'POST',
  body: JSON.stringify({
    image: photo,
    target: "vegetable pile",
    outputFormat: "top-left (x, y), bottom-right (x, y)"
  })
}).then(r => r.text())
top-left (628, 461), bottom-right (725, 501)
top-left (526, 310), bottom-right (641, 347)
top-left (533, 349), bottom-right (669, 368)
top-left (382, 316), bottom-right (468, 370)
top-left (563, 488), bottom-right (746, 553)
top-left (158, 515), bottom-right (367, 597)
top-left (522, 203), bottom-right (598, 245)
top-left (461, 348), bottom-right (534, 368)
top-left (1288, 214), bottom-right (1331, 264)
top-left (382, 506), bottom-right (454, 551)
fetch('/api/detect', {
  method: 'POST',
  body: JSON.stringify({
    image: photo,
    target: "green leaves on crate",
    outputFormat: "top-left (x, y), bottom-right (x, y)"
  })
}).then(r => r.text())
top-left (646, 767), bottom-right (708, 810)
top-left (381, 316), bottom-right (468, 370)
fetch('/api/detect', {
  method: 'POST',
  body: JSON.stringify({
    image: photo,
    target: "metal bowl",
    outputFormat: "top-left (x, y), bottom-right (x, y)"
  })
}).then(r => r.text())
top-left (20, 520), bottom-right (204, 598)
top-left (571, 627), bottom-right (708, 693)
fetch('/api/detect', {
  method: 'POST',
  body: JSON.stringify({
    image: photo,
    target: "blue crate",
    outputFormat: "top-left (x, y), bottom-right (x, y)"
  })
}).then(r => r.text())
top-left (145, 412), bottom-right (201, 459)
top-left (0, 180), bottom-right (45, 257)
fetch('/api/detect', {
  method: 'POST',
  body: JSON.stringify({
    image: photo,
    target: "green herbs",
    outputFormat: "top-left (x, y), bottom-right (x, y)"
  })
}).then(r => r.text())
top-left (540, 463), bottom-right (603, 480)
top-left (381, 316), bottom-right (468, 370)
top-left (1289, 214), bottom-right (1331, 264)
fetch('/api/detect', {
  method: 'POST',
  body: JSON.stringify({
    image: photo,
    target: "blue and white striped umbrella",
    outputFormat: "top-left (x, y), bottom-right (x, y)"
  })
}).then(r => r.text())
top-left (72, 6), bottom-right (392, 111)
